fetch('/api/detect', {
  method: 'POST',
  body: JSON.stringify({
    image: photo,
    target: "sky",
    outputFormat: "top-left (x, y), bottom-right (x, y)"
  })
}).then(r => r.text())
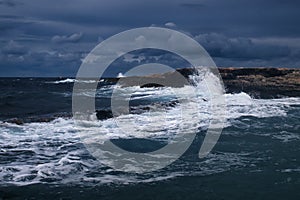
top-left (1, 0), bottom-right (300, 76)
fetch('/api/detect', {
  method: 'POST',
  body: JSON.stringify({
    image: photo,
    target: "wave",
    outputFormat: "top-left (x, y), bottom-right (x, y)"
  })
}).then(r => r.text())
top-left (49, 78), bottom-right (104, 84)
top-left (0, 117), bottom-right (258, 186)
top-left (1, 91), bottom-right (299, 185)
top-left (1, 69), bottom-right (300, 186)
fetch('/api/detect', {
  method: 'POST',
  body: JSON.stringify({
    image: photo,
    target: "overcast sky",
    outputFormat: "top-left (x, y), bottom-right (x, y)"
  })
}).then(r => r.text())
top-left (1, 0), bottom-right (300, 76)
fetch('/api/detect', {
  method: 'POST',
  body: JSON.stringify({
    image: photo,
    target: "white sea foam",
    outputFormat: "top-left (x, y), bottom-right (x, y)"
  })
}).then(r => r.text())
top-left (50, 78), bottom-right (103, 84)
top-left (53, 78), bottom-right (76, 83)
top-left (1, 92), bottom-right (299, 185)
top-left (1, 70), bottom-right (300, 185)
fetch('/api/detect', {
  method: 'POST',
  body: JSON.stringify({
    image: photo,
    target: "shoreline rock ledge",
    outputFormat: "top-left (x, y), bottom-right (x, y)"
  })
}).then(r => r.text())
top-left (219, 68), bottom-right (300, 98)
top-left (117, 67), bottom-right (300, 98)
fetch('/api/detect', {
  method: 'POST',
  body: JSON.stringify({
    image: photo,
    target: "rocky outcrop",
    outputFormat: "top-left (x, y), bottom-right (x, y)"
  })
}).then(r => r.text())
top-left (219, 68), bottom-right (300, 98)
top-left (115, 67), bottom-right (300, 98)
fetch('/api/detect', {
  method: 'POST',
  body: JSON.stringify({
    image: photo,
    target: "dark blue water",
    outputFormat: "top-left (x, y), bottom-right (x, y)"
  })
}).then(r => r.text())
top-left (0, 78), bottom-right (300, 199)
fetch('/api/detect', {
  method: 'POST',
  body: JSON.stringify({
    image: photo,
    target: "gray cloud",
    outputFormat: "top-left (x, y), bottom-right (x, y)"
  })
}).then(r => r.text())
top-left (0, 0), bottom-right (300, 76)
top-left (195, 33), bottom-right (291, 60)
top-left (180, 2), bottom-right (205, 9)
top-left (0, 0), bottom-right (19, 7)
top-left (2, 40), bottom-right (28, 55)
top-left (0, 49), bottom-right (84, 76)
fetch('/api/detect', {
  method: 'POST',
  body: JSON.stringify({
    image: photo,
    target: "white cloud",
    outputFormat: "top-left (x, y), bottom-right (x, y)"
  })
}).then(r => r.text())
top-left (123, 54), bottom-right (145, 63)
top-left (165, 22), bottom-right (176, 28)
top-left (51, 32), bottom-right (83, 43)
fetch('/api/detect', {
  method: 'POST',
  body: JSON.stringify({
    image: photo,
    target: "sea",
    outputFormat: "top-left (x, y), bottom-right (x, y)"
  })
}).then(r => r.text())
top-left (0, 70), bottom-right (300, 199)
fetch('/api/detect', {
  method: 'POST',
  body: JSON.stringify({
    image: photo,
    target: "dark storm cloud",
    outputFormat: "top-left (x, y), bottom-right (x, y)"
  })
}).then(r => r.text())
top-left (0, 49), bottom-right (83, 76)
top-left (0, 0), bottom-right (19, 7)
top-left (103, 49), bottom-right (192, 77)
top-left (178, 0), bottom-right (300, 37)
top-left (195, 33), bottom-right (291, 60)
top-left (0, 15), bottom-right (31, 34)
top-left (2, 40), bottom-right (28, 55)
top-left (0, 0), bottom-right (300, 76)
top-left (180, 2), bottom-right (205, 9)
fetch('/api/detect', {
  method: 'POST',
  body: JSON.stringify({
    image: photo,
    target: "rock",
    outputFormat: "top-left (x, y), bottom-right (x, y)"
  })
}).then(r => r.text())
top-left (6, 118), bottom-right (24, 125)
top-left (140, 83), bottom-right (164, 88)
top-left (96, 110), bottom-right (113, 120)
top-left (107, 67), bottom-right (300, 98)
top-left (218, 67), bottom-right (300, 98)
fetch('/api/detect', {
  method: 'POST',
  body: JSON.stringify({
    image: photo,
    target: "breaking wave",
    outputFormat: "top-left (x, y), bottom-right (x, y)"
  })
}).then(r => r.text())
top-left (0, 69), bottom-right (300, 186)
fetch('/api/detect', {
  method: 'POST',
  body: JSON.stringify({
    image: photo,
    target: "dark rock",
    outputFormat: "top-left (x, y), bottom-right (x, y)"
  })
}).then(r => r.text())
top-left (140, 83), bottom-right (164, 88)
top-left (6, 118), bottom-right (24, 125)
top-left (96, 110), bottom-right (113, 120)
top-left (106, 67), bottom-right (300, 98)
top-left (218, 67), bottom-right (300, 98)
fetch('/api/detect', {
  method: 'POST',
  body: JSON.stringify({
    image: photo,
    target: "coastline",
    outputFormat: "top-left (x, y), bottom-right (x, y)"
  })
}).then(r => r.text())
top-left (219, 68), bottom-right (300, 98)
top-left (116, 67), bottom-right (300, 98)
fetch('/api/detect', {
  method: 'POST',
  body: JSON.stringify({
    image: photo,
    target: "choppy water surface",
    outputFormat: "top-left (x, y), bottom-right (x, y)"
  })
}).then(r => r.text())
top-left (0, 72), bottom-right (300, 199)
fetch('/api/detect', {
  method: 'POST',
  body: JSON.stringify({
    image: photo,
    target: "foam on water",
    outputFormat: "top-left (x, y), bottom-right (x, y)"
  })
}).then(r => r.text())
top-left (1, 70), bottom-right (300, 185)
top-left (50, 78), bottom-right (103, 84)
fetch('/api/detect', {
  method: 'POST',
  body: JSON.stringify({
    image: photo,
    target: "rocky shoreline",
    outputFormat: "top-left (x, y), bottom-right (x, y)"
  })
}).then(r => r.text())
top-left (219, 67), bottom-right (300, 98)
top-left (4, 68), bottom-right (299, 125)
top-left (117, 67), bottom-right (300, 98)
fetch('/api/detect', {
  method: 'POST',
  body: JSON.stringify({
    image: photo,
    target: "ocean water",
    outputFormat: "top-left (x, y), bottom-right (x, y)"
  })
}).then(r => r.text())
top-left (0, 72), bottom-right (300, 199)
